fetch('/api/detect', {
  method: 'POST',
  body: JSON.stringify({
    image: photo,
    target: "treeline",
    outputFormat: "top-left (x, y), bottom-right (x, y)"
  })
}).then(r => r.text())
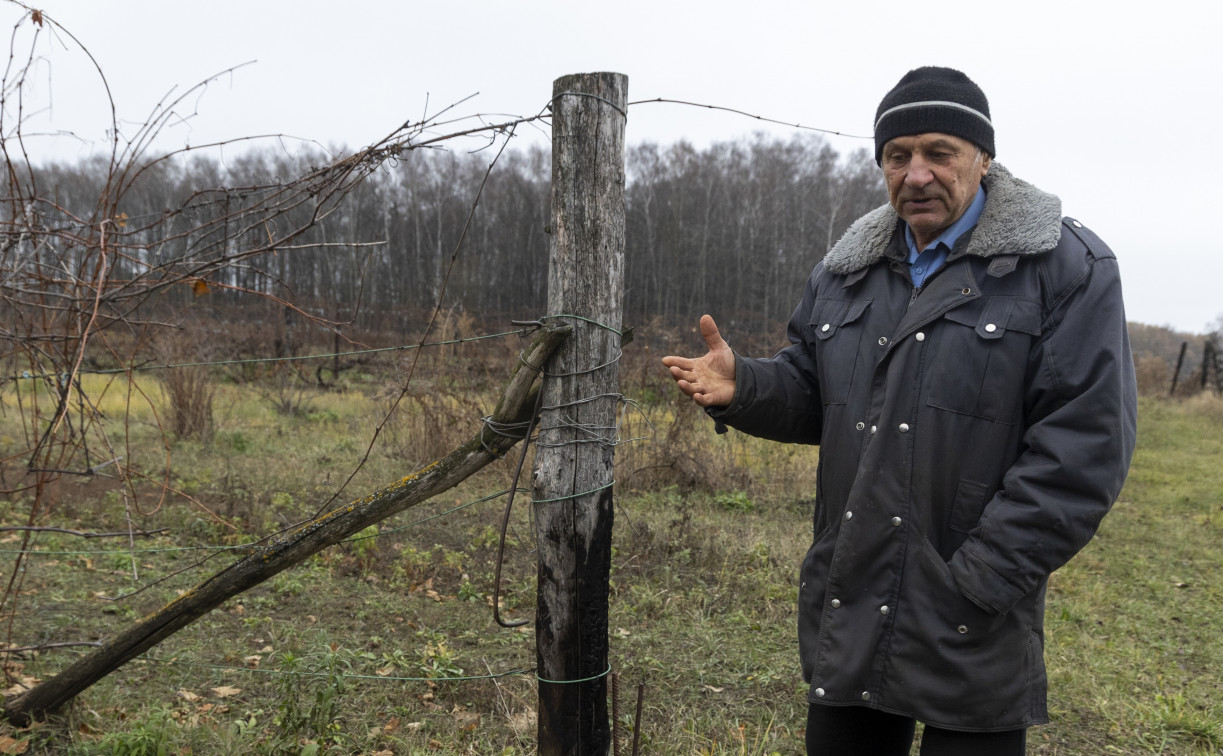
top-left (30, 134), bottom-right (885, 338)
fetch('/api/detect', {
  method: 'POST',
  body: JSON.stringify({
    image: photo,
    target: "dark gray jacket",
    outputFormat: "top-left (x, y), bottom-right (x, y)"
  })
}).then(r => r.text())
top-left (710, 164), bottom-right (1137, 731)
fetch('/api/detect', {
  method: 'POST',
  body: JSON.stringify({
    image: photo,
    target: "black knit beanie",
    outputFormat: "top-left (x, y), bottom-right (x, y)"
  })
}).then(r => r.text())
top-left (874, 67), bottom-right (994, 164)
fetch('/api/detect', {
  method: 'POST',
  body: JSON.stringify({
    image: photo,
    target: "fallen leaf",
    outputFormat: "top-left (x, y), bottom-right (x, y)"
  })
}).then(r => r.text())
top-left (452, 710), bottom-right (480, 727)
top-left (210, 686), bottom-right (241, 698)
top-left (2, 675), bottom-right (40, 697)
top-left (243, 655), bottom-right (261, 668)
top-left (0, 736), bottom-right (29, 754)
top-left (616, 627), bottom-right (631, 637)
top-left (177, 689), bottom-right (200, 702)
top-left (383, 716), bottom-right (401, 733)
top-left (376, 667), bottom-right (394, 677)
top-left (702, 685), bottom-right (725, 694)
top-left (425, 590), bottom-right (442, 602)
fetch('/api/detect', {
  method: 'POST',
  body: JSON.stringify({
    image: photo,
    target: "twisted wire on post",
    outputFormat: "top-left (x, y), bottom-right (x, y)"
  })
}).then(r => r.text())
top-left (478, 416), bottom-right (534, 457)
top-left (525, 313), bottom-right (646, 461)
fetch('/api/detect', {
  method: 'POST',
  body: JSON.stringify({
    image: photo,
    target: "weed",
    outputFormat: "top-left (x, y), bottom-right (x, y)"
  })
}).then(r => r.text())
top-left (416, 631), bottom-right (464, 680)
top-left (271, 571), bottom-right (306, 597)
top-left (716, 490), bottom-right (755, 513)
top-left (270, 645), bottom-right (352, 752)
top-left (457, 580), bottom-right (481, 602)
top-left (90, 708), bottom-right (174, 756)
top-left (218, 429), bottom-right (253, 454)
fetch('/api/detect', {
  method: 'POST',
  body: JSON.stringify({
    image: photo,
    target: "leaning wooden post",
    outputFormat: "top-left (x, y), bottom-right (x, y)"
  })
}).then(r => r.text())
top-left (534, 72), bottom-right (627, 755)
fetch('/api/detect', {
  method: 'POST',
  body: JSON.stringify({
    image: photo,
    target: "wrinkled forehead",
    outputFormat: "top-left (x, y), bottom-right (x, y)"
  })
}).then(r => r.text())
top-left (881, 132), bottom-right (979, 154)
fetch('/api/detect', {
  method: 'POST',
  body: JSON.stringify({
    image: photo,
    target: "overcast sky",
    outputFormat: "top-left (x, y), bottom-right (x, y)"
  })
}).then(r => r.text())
top-left (6, 0), bottom-right (1220, 333)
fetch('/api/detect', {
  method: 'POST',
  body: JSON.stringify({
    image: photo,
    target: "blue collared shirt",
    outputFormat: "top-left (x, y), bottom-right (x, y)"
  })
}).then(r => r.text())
top-left (904, 186), bottom-right (986, 288)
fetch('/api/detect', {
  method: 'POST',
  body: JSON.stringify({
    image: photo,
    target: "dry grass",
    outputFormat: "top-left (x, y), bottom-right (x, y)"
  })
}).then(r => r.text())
top-left (1, 343), bottom-right (1221, 755)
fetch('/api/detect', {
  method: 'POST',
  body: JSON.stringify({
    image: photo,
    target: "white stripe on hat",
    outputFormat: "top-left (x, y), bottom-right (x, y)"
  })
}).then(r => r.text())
top-left (874, 100), bottom-right (993, 132)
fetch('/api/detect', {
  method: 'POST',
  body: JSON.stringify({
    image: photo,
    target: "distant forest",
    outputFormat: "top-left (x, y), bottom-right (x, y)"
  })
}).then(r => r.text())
top-left (27, 134), bottom-right (885, 337)
top-left (17, 132), bottom-right (1219, 396)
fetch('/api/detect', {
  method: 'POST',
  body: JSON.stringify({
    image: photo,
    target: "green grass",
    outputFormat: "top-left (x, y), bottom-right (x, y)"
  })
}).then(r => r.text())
top-left (1, 373), bottom-right (1221, 754)
top-left (1038, 396), bottom-right (1223, 755)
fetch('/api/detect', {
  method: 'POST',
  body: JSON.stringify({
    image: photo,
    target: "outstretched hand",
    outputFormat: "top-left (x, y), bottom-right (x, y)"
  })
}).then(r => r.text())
top-left (661, 314), bottom-right (736, 407)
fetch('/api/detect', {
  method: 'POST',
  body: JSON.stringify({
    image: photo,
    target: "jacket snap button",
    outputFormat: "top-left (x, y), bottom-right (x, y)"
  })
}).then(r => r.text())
top-left (821, 323), bottom-right (831, 332)
top-left (831, 599), bottom-right (841, 608)
top-left (877, 336), bottom-right (888, 346)
top-left (962, 288), bottom-right (972, 295)
top-left (957, 625), bottom-right (969, 634)
top-left (860, 691), bottom-right (871, 701)
top-left (879, 605), bottom-right (889, 615)
top-left (869, 425), bottom-right (877, 434)
top-left (815, 687), bottom-right (826, 698)
top-left (915, 332), bottom-right (925, 342)
top-left (1072, 220), bottom-right (1083, 228)
top-left (843, 511), bottom-right (853, 521)
top-left (891, 517), bottom-right (902, 527)
top-left (985, 323), bottom-right (997, 333)
top-left (856, 422), bottom-right (865, 431)
top-left (898, 423), bottom-right (910, 433)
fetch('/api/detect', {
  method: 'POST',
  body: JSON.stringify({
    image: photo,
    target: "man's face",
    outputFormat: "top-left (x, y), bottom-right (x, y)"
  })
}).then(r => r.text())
top-left (882, 133), bottom-right (991, 249)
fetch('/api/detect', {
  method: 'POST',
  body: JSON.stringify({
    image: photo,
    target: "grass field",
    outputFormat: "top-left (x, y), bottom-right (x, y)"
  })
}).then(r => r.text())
top-left (0, 359), bottom-right (1220, 755)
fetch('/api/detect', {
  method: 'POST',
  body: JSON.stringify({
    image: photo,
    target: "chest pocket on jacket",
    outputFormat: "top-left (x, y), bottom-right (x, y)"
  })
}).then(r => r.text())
top-left (925, 296), bottom-right (1041, 423)
top-left (808, 297), bottom-right (871, 405)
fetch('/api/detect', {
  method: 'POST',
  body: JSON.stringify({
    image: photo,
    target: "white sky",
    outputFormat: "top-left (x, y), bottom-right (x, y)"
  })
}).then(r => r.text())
top-left (6, 0), bottom-right (1221, 333)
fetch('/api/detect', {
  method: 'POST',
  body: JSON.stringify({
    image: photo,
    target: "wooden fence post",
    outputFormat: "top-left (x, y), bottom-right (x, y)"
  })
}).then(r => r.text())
top-left (534, 72), bottom-right (628, 755)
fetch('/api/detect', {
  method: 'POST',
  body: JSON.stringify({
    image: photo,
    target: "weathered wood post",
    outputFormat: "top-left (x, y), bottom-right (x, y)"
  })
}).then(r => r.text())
top-left (534, 72), bottom-right (627, 755)
top-left (1171, 341), bottom-right (1187, 396)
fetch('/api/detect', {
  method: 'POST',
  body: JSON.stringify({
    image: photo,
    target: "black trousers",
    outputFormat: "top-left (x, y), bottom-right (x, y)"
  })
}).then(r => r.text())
top-left (806, 704), bottom-right (1027, 756)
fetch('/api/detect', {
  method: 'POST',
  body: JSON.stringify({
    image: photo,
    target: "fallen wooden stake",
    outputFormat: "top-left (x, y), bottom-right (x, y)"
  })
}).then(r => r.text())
top-left (3, 322), bottom-right (570, 726)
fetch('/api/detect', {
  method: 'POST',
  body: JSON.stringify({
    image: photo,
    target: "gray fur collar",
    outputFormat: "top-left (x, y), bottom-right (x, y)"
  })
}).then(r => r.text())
top-left (823, 163), bottom-right (1062, 275)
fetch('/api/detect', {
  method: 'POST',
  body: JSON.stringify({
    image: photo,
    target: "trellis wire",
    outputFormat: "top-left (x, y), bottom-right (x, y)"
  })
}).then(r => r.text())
top-left (2, 327), bottom-right (538, 384)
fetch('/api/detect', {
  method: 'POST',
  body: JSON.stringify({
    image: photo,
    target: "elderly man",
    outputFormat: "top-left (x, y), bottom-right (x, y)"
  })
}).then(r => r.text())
top-left (662, 67), bottom-right (1137, 755)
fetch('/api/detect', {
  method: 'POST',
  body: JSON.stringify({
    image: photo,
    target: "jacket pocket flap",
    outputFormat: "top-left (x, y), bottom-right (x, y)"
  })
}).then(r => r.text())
top-left (811, 298), bottom-right (871, 340)
top-left (943, 297), bottom-right (1040, 339)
